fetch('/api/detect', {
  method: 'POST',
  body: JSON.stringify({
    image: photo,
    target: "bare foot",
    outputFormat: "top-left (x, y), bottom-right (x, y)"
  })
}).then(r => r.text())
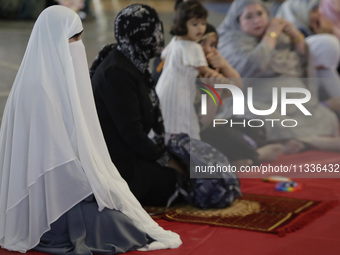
top-left (301, 136), bottom-right (340, 151)
top-left (257, 143), bottom-right (284, 162)
top-left (232, 159), bottom-right (253, 171)
top-left (282, 139), bottom-right (305, 154)
top-left (326, 96), bottom-right (340, 111)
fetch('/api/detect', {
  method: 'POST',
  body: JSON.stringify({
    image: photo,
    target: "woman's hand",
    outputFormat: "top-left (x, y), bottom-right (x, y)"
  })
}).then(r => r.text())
top-left (266, 18), bottom-right (287, 36)
top-left (282, 21), bottom-right (302, 40)
top-left (282, 21), bottom-right (306, 55)
top-left (263, 18), bottom-right (286, 48)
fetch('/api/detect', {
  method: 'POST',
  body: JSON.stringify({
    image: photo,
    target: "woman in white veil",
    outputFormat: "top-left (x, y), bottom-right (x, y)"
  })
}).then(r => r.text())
top-left (0, 5), bottom-right (181, 254)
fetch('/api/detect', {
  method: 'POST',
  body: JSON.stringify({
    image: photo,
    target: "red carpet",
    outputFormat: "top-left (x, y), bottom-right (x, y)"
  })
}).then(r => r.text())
top-left (0, 249), bottom-right (45, 255)
top-left (163, 193), bottom-right (337, 236)
top-left (2, 178), bottom-right (340, 255)
top-left (127, 178), bottom-right (340, 255)
top-left (1, 150), bottom-right (340, 255)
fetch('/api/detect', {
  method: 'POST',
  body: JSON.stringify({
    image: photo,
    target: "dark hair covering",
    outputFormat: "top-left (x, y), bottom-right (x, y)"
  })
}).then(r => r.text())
top-left (170, 0), bottom-right (208, 36)
top-left (90, 4), bottom-right (164, 80)
top-left (115, 4), bottom-right (164, 74)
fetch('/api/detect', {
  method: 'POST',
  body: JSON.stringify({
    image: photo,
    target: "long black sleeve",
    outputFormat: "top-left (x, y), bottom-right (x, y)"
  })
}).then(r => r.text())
top-left (92, 54), bottom-right (165, 161)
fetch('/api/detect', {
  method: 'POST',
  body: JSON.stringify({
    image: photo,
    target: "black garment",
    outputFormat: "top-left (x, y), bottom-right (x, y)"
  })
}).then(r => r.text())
top-left (35, 196), bottom-right (152, 255)
top-left (91, 49), bottom-right (177, 206)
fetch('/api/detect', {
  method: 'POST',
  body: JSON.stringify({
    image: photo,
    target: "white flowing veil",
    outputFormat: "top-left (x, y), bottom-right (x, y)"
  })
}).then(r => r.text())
top-left (0, 5), bottom-right (181, 252)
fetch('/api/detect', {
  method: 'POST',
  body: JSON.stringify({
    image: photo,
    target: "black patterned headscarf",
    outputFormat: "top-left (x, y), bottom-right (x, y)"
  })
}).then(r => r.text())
top-left (114, 4), bottom-right (164, 76)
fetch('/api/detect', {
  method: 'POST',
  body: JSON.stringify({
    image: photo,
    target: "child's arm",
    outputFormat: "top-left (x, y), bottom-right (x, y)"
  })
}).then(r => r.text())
top-left (196, 65), bottom-right (235, 97)
top-left (206, 48), bottom-right (241, 79)
top-left (196, 65), bottom-right (223, 78)
top-left (205, 49), bottom-right (243, 90)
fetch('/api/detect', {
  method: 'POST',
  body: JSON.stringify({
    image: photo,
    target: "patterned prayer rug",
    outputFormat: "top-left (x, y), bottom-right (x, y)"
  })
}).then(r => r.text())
top-left (146, 193), bottom-right (338, 236)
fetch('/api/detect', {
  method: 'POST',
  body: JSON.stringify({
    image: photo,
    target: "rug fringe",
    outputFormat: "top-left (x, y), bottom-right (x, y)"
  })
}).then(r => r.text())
top-left (275, 200), bottom-right (338, 237)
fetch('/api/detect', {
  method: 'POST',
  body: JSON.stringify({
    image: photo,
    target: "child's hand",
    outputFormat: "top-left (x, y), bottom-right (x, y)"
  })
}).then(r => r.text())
top-left (197, 65), bottom-right (223, 78)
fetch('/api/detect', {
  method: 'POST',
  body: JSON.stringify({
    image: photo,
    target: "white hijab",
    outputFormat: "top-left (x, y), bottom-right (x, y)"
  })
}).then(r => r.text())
top-left (0, 5), bottom-right (181, 252)
top-left (306, 33), bottom-right (340, 69)
top-left (217, 0), bottom-right (302, 78)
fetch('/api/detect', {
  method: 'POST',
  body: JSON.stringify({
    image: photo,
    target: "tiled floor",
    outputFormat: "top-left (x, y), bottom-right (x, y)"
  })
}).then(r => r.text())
top-left (0, 0), bottom-right (229, 122)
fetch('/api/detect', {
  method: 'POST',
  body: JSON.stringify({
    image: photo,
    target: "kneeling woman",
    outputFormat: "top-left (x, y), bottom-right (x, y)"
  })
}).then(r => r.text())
top-left (0, 5), bottom-right (181, 254)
